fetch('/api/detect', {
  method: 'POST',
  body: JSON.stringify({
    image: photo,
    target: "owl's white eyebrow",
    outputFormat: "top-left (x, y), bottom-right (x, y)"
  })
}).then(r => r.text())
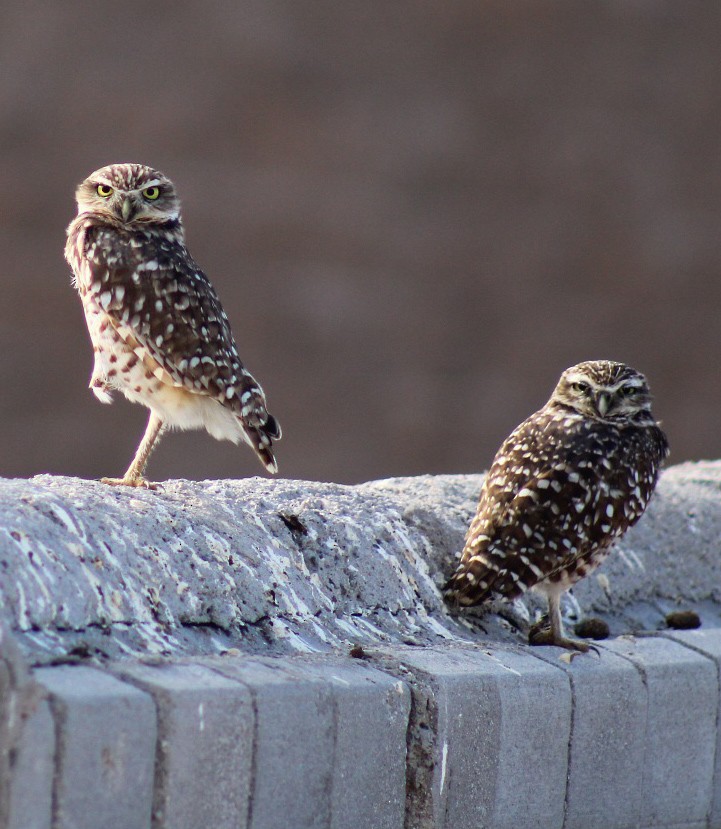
top-left (140, 180), bottom-right (162, 189)
top-left (608, 379), bottom-right (645, 393)
top-left (564, 373), bottom-right (601, 390)
top-left (563, 374), bottom-right (644, 393)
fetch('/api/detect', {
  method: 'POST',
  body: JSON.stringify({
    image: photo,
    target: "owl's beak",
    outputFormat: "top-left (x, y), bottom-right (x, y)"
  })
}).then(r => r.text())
top-left (597, 392), bottom-right (610, 417)
top-left (121, 197), bottom-right (135, 222)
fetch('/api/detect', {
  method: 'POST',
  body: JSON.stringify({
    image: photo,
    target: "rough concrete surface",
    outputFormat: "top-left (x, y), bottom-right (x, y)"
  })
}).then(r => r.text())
top-left (2, 462), bottom-right (721, 665)
top-left (3, 463), bottom-right (721, 829)
top-left (0, 472), bottom-right (469, 662)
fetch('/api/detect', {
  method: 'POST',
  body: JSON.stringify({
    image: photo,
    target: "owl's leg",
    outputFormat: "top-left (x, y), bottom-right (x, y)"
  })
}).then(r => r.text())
top-left (529, 592), bottom-right (594, 653)
top-left (101, 410), bottom-right (166, 489)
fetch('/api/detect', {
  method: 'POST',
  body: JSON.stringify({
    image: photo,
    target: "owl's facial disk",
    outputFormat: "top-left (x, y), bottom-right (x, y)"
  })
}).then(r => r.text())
top-left (75, 163), bottom-right (180, 226)
top-left (552, 362), bottom-right (653, 421)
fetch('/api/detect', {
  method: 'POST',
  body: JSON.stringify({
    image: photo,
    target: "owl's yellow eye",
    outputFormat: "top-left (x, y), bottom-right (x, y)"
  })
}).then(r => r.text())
top-left (96, 184), bottom-right (113, 198)
top-left (143, 186), bottom-right (160, 200)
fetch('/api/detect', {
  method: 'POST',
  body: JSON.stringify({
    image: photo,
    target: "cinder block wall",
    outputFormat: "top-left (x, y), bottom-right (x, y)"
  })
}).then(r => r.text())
top-left (2, 463), bottom-right (721, 828)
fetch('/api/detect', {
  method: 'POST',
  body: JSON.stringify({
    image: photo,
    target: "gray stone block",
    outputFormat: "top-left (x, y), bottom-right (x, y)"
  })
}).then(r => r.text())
top-left (34, 665), bottom-right (156, 829)
top-left (206, 657), bottom-right (335, 829)
top-left (546, 646), bottom-right (647, 829)
top-left (114, 661), bottom-right (254, 829)
top-left (662, 627), bottom-right (721, 829)
top-left (206, 655), bottom-right (410, 829)
top-left (378, 645), bottom-right (571, 829)
top-left (286, 657), bottom-right (410, 829)
top-left (601, 636), bottom-right (717, 828)
top-left (0, 620), bottom-right (47, 829)
top-left (7, 697), bottom-right (54, 829)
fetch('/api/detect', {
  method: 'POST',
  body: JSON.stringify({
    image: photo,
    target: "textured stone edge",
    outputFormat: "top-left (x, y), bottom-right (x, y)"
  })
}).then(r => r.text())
top-left (4, 463), bottom-right (721, 828)
top-left (7, 463), bottom-right (721, 665)
top-left (5, 629), bottom-right (721, 829)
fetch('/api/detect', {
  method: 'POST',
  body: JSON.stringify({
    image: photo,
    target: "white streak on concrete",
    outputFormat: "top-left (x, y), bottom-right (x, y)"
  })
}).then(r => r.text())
top-left (440, 741), bottom-right (449, 793)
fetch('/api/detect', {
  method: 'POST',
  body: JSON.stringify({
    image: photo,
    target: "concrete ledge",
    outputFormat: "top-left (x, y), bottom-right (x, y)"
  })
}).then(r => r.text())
top-left (13, 639), bottom-right (721, 829)
top-left (663, 628), bottom-right (721, 828)
top-left (2, 462), bottom-right (721, 828)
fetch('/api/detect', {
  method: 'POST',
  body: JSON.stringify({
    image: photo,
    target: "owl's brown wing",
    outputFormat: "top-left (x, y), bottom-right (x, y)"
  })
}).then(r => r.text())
top-left (83, 223), bottom-right (281, 468)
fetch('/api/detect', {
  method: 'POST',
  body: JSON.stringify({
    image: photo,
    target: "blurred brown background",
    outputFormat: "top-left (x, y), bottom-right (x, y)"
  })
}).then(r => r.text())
top-left (1, 2), bottom-right (720, 484)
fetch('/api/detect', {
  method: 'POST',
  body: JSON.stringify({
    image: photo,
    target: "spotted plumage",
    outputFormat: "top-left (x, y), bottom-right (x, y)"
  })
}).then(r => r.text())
top-left (445, 360), bottom-right (669, 650)
top-left (66, 162), bottom-right (280, 486)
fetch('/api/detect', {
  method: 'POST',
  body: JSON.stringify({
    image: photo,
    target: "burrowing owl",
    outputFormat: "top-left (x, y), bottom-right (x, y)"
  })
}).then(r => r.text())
top-left (65, 163), bottom-right (280, 487)
top-left (445, 360), bottom-right (669, 651)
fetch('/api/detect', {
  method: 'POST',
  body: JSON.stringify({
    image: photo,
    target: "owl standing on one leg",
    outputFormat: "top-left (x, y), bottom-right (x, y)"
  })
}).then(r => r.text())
top-left (65, 163), bottom-right (281, 487)
top-left (445, 360), bottom-right (669, 651)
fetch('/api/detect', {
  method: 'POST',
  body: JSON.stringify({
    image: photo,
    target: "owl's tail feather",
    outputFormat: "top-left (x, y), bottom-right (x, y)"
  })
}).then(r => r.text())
top-left (444, 564), bottom-right (499, 607)
top-left (240, 413), bottom-right (281, 475)
top-left (263, 414), bottom-right (282, 440)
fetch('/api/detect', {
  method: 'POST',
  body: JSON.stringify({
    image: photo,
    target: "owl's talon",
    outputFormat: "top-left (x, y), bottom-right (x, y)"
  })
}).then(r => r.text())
top-left (528, 626), bottom-right (599, 656)
top-left (100, 476), bottom-right (160, 490)
top-left (529, 629), bottom-right (588, 651)
top-left (91, 384), bottom-right (113, 404)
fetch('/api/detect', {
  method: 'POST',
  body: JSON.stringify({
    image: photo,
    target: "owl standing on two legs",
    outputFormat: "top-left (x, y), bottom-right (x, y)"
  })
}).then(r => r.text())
top-left (66, 163), bottom-right (281, 487)
top-left (445, 360), bottom-right (669, 651)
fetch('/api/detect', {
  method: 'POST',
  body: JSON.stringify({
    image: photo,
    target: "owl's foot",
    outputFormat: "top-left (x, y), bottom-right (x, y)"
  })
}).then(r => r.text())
top-left (100, 476), bottom-right (160, 490)
top-left (90, 378), bottom-right (113, 404)
top-left (101, 413), bottom-right (166, 491)
top-left (528, 624), bottom-right (599, 656)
